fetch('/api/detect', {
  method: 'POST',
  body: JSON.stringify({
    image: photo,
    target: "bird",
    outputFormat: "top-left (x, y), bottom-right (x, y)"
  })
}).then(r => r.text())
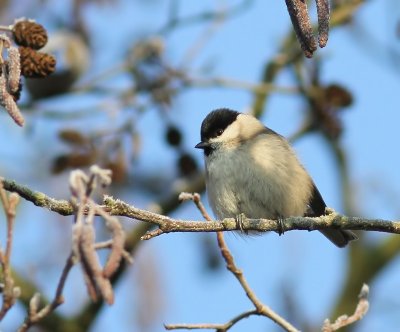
top-left (195, 108), bottom-right (357, 247)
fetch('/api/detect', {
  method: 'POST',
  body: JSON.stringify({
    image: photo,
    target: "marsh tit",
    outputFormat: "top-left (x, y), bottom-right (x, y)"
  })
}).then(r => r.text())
top-left (195, 108), bottom-right (357, 247)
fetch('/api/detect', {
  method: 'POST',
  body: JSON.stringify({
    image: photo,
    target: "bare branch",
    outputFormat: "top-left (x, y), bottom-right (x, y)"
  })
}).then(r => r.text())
top-left (168, 193), bottom-right (299, 332)
top-left (17, 254), bottom-right (75, 332)
top-left (105, 196), bottom-right (400, 238)
top-left (0, 183), bottom-right (20, 320)
top-left (1, 178), bottom-right (400, 238)
top-left (94, 240), bottom-right (133, 265)
top-left (165, 309), bottom-right (258, 331)
top-left (1, 178), bottom-right (74, 215)
top-left (16, 166), bottom-right (125, 330)
top-left (182, 75), bottom-right (299, 95)
top-left (322, 284), bottom-right (369, 331)
top-left (179, 192), bottom-right (211, 221)
top-left (16, 237), bottom-right (132, 331)
top-left (158, 0), bottom-right (253, 35)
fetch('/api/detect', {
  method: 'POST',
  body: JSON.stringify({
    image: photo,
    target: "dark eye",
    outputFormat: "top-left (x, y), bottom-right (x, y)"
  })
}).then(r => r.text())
top-left (215, 128), bottom-right (224, 136)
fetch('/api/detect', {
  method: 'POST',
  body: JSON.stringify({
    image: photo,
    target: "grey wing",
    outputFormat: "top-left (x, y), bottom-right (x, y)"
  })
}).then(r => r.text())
top-left (308, 184), bottom-right (357, 248)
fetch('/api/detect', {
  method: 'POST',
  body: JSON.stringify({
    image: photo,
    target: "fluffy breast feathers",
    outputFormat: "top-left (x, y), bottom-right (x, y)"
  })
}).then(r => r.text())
top-left (204, 123), bottom-right (313, 220)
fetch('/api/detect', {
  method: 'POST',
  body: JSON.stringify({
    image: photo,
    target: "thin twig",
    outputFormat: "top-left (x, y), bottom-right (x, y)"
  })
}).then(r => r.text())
top-left (94, 240), bottom-right (133, 264)
top-left (183, 76), bottom-right (298, 96)
top-left (1, 178), bottom-right (74, 215)
top-left (165, 309), bottom-right (258, 331)
top-left (173, 193), bottom-right (299, 332)
top-left (158, 0), bottom-right (253, 35)
top-left (18, 254), bottom-right (75, 332)
top-left (215, 231), bottom-right (298, 331)
top-left (179, 192), bottom-right (211, 221)
top-left (0, 25), bottom-right (12, 32)
top-left (14, 238), bottom-right (132, 331)
top-left (16, 166), bottom-right (125, 330)
top-left (179, 5), bottom-right (224, 67)
top-left (0, 183), bottom-right (20, 320)
top-left (322, 284), bottom-right (369, 331)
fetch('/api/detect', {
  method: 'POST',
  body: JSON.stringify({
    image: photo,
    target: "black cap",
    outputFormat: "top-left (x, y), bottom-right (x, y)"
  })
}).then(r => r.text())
top-left (200, 108), bottom-right (240, 142)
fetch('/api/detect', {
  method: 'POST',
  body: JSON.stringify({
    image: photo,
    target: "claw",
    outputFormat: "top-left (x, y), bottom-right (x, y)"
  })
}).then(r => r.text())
top-left (235, 213), bottom-right (247, 234)
top-left (277, 217), bottom-right (285, 236)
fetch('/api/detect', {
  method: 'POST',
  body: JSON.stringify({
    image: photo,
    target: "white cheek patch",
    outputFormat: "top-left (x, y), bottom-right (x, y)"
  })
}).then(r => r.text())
top-left (209, 120), bottom-right (241, 145)
top-left (209, 114), bottom-right (265, 146)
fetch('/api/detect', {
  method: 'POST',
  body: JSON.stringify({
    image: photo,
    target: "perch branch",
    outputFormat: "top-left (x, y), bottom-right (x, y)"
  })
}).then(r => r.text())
top-left (1, 178), bottom-right (400, 238)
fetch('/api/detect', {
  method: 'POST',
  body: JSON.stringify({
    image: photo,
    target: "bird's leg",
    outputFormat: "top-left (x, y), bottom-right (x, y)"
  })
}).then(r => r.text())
top-left (277, 216), bottom-right (285, 236)
top-left (235, 213), bottom-right (248, 234)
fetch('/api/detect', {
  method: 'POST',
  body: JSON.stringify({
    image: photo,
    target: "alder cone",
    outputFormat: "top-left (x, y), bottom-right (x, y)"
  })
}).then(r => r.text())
top-left (19, 46), bottom-right (56, 78)
top-left (13, 20), bottom-right (48, 50)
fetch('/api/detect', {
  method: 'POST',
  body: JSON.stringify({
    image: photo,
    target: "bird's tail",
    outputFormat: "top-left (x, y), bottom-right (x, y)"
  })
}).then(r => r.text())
top-left (319, 229), bottom-right (358, 248)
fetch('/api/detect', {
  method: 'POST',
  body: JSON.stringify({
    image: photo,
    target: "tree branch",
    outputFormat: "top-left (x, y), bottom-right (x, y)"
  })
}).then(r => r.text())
top-left (322, 284), bottom-right (369, 331)
top-left (1, 178), bottom-right (400, 238)
top-left (0, 183), bottom-right (21, 320)
top-left (1, 178), bottom-right (73, 215)
top-left (17, 254), bottom-right (75, 332)
top-left (165, 309), bottom-right (258, 331)
top-left (166, 193), bottom-right (299, 332)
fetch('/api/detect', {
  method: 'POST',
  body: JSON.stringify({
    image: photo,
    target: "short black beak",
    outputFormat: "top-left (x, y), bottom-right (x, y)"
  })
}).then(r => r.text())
top-left (195, 141), bottom-right (210, 149)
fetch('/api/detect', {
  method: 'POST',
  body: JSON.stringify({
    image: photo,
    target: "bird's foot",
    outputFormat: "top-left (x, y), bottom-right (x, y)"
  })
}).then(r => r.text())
top-left (277, 217), bottom-right (285, 236)
top-left (235, 213), bottom-right (248, 234)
